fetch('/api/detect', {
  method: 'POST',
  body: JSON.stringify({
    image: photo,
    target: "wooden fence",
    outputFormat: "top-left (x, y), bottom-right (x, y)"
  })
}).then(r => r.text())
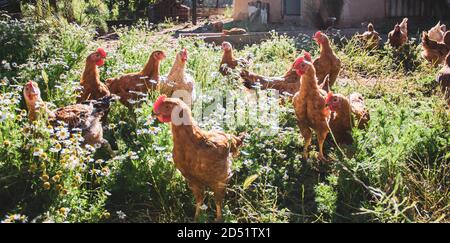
top-left (385, 0), bottom-right (450, 18)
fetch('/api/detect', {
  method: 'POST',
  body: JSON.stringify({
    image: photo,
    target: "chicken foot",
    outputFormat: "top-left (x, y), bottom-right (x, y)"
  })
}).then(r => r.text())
top-left (189, 182), bottom-right (205, 222)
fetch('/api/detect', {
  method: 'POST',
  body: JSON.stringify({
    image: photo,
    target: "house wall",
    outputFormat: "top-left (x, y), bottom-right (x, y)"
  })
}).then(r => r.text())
top-left (340, 0), bottom-right (386, 27)
top-left (233, 0), bottom-right (283, 23)
top-left (233, 0), bottom-right (387, 27)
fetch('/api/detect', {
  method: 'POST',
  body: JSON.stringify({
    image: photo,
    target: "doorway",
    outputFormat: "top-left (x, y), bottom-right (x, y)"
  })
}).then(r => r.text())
top-left (284, 0), bottom-right (301, 16)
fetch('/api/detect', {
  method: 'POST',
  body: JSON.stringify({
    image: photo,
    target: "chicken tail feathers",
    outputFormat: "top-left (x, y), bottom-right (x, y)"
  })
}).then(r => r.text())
top-left (444, 31), bottom-right (450, 47)
top-left (422, 31), bottom-right (435, 48)
top-left (91, 95), bottom-right (118, 117)
top-left (230, 132), bottom-right (246, 157)
top-left (319, 75), bottom-right (331, 92)
top-left (400, 18), bottom-right (408, 31)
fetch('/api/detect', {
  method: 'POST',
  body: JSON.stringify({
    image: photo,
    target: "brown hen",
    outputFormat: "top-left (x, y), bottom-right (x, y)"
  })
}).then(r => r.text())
top-left (152, 95), bottom-right (245, 222)
top-left (356, 23), bottom-right (382, 50)
top-left (313, 31), bottom-right (341, 88)
top-left (422, 31), bottom-right (450, 65)
top-left (387, 18), bottom-right (408, 48)
top-left (219, 42), bottom-right (249, 76)
top-left (428, 21), bottom-right (447, 43)
top-left (325, 92), bottom-right (370, 145)
top-left (159, 49), bottom-right (196, 106)
top-left (106, 50), bottom-right (166, 107)
top-left (326, 93), bottom-right (353, 145)
top-left (240, 58), bottom-right (301, 97)
top-left (292, 52), bottom-right (330, 161)
top-left (77, 48), bottom-right (110, 103)
top-left (24, 81), bottom-right (115, 155)
top-left (436, 53), bottom-right (450, 106)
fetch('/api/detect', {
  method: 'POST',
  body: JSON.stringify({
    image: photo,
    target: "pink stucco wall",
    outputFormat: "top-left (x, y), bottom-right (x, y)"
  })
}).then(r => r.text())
top-left (233, 0), bottom-right (387, 27)
top-left (340, 0), bottom-right (386, 27)
top-left (233, 0), bottom-right (283, 23)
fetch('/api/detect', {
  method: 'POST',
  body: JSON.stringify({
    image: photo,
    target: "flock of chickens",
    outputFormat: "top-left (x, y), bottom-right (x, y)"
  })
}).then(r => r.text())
top-left (22, 18), bottom-right (450, 222)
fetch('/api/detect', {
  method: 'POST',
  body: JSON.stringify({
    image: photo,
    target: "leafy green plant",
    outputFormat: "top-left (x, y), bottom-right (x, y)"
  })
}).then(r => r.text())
top-left (0, 19), bottom-right (448, 223)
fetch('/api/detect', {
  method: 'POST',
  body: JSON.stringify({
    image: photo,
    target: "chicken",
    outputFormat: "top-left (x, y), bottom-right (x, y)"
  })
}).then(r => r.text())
top-left (219, 42), bottom-right (249, 76)
top-left (152, 95), bottom-right (245, 222)
top-left (422, 31), bottom-right (450, 65)
top-left (387, 18), bottom-right (408, 48)
top-left (349, 93), bottom-right (370, 129)
top-left (428, 21), bottom-right (447, 42)
top-left (356, 23), bottom-right (382, 50)
top-left (313, 31), bottom-right (341, 88)
top-left (240, 59), bottom-right (301, 97)
top-left (23, 81), bottom-right (115, 155)
top-left (222, 28), bottom-right (247, 35)
top-left (292, 52), bottom-right (330, 161)
top-left (159, 49), bottom-right (195, 106)
top-left (325, 92), bottom-right (370, 145)
top-left (436, 53), bottom-right (450, 106)
top-left (23, 81), bottom-right (55, 121)
top-left (77, 48), bottom-right (110, 103)
top-left (325, 93), bottom-right (353, 145)
top-left (106, 50), bottom-right (166, 107)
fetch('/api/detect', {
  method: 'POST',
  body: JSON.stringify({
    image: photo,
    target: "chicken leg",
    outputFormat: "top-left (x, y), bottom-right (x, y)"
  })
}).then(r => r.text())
top-left (298, 122), bottom-right (312, 160)
top-left (316, 129), bottom-right (329, 162)
top-left (189, 182), bottom-right (205, 222)
top-left (212, 184), bottom-right (226, 223)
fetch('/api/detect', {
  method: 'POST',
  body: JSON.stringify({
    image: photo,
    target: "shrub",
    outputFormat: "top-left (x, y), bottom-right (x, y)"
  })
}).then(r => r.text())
top-left (0, 15), bottom-right (44, 76)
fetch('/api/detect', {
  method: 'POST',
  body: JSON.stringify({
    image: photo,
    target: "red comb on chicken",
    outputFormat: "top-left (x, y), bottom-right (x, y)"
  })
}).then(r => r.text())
top-left (324, 91), bottom-right (335, 114)
top-left (294, 52), bottom-right (313, 76)
top-left (325, 91), bottom-right (333, 104)
top-left (181, 48), bottom-right (188, 62)
top-left (95, 48), bottom-right (106, 67)
top-left (97, 48), bottom-right (107, 58)
top-left (77, 49), bottom-right (110, 103)
top-left (314, 31), bottom-right (323, 43)
top-left (304, 52), bottom-right (312, 62)
top-left (153, 95), bottom-right (166, 113)
top-left (153, 95), bottom-right (171, 123)
top-left (294, 57), bottom-right (304, 67)
top-left (315, 31), bottom-right (322, 38)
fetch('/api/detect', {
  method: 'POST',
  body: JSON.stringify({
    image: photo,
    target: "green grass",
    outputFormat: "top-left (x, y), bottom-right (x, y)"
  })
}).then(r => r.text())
top-left (0, 16), bottom-right (448, 223)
